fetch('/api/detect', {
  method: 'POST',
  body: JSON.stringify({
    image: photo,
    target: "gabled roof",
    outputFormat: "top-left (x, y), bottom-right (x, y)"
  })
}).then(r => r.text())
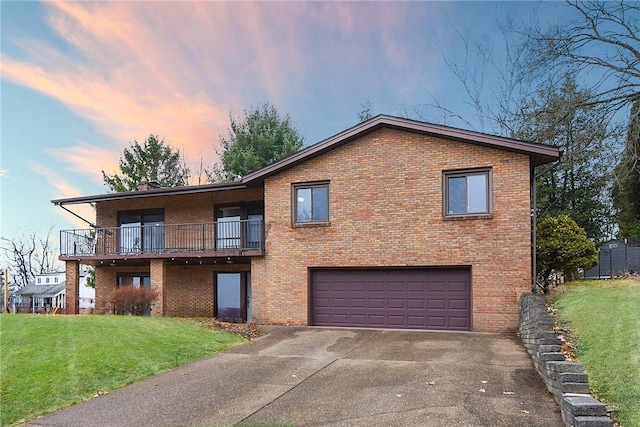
top-left (52, 114), bottom-right (561, 206)
top-left (241, 114), bottom-right (561, 183)
top-left (15, 282), bottom-right (66, 297)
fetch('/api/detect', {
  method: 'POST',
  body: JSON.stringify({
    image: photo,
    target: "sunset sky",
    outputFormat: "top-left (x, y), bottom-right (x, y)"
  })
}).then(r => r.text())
top-left (1, 1), bottom-right (572, 250)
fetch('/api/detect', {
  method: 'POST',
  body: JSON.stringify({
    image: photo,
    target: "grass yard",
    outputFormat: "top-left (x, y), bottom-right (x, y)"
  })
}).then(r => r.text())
top-left (0, 315), bottom-right (245, 426)
top-left (553, 278), bottom-right (640, 427)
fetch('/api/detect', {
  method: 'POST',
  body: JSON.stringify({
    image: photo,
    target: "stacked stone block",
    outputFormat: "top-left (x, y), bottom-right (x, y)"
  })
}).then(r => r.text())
top-left (518, 293), bottom-right (613, 427)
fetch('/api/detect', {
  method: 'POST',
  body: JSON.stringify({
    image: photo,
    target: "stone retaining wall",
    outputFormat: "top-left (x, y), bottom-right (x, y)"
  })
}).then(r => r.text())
top-left (518, 293), bottom-right (614, 427)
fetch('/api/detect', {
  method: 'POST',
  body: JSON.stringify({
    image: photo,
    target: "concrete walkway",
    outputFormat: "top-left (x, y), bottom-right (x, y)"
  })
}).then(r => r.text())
top-left (26, 327), bottom-right (563, 426)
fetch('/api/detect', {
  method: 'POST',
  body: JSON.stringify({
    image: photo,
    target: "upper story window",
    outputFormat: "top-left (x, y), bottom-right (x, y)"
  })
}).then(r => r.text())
top-left (443, 168), bottom-right (492, 218)
top-left (292, 181), bottom-right (329, 225)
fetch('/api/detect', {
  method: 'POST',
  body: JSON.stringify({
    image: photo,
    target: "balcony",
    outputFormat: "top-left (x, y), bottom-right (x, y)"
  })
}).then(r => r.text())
top-left (59, 220), bottom-right (265, 261)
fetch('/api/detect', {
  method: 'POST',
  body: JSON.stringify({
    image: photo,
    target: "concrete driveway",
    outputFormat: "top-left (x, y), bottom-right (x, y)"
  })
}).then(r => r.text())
top-left (26, 327), bottom-right (562, 427)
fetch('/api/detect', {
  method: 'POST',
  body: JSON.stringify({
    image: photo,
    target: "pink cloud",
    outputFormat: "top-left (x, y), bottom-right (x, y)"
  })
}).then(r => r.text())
top-left (3, 1), bottom-right (447, 185)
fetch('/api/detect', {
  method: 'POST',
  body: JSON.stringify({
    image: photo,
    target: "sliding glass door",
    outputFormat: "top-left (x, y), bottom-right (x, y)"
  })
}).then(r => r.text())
top-left (118, 211), bottom-right (164, 254)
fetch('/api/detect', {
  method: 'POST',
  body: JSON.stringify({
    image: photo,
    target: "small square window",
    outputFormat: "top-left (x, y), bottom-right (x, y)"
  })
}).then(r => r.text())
top-left (443, 168), bottom-right (492, 217)
top-left (292, 182), bottom-right (329, 225)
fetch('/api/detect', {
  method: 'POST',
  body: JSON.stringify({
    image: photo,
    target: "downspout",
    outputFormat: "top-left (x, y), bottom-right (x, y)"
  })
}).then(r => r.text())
top-left (532, 169), bottom-right (537, 293)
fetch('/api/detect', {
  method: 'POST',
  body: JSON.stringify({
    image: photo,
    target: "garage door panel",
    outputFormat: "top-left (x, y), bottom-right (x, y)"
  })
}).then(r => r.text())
top-left (369, 282), bottom-right (385, 292)
top-left (332, 298), bottom-right (348, 308)
top-left (388, 298), bottom-right (406, 309)
top-left (449, 281), bottom-right (469, 293)
top-left (449, 299), bottom-right (468, 310)
top-left (350, 298), bottom-right (366, 308)
top-left (427, 299), bottom-right (446, 309)
top-left (449, 317), bottom-right (470, 330)
top-left (311, 268), bottom-right (470, 331)
top-left (408, 300), bottom-right (425, 309)
top-left (350, 281), bottom-right (367, 292)
top-left (408, 316), bottom-right (426, 327)
top-left (429, 281), bottom-right (447, 292)
top-left (367, 315), bottom-right (386, 327)
top-left (407, 282), bottom-right (425, 292)
top-left (427, 316), bottom-right (446, 329)
top-left (349, 314), bottom-right (367, 325)
top-left (331, 314), bottom-right (348, 324)
top-left (388, 316), bottom-right (408, 327)
top-left (368, 298), bottom-right (385, 308)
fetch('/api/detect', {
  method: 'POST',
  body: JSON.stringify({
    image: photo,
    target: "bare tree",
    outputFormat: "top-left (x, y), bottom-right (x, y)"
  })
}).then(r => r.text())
top-left (423, 4), bottom-right (639, 241)
top-left (524, 1), bottom-right (640, 119)
top-left (523, 1), bottom-right (640, 238)
top-left (358, 100), bottom-right (375, 123)
top-left (0, 228), bottom-right (60, 287)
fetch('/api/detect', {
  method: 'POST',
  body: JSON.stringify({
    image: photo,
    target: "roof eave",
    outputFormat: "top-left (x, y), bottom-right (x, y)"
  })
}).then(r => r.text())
top-left (51, 181), bottom-right (247, 206)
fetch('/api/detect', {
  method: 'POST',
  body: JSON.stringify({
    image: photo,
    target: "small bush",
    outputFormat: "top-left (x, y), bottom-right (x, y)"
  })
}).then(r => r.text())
top-left (537, 213), bottom-right (597, 292)
top-left (112, 286), bottom-right (159, 316)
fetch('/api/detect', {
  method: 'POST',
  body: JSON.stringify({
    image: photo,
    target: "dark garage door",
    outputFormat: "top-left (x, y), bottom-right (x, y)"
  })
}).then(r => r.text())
top-left (311, 268), bottom-right (471, 331)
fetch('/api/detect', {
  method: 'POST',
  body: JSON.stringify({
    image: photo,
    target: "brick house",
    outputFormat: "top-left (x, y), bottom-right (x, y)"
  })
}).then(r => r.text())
top-left (53, 115), bottom-right (560, 333)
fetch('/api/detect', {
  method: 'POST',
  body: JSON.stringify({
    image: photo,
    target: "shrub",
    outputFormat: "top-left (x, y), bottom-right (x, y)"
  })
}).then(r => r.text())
top-left (537, 213), bottom-right (598, 292)
top-left (112, 286), bottom-right (159, 316)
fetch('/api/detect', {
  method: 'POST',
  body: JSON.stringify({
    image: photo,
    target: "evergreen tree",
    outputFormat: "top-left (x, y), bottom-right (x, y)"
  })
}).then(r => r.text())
top-left (209, 104), bottom-right (304, 182)
top-left (613, 101), bottom-right (640, 239)
top-left (513, 75), bottom-right (617, 243)
top-left (102, 135), bottom-right (190, 192)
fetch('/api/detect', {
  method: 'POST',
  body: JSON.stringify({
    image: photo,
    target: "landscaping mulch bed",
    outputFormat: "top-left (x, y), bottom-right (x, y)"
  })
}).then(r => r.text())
top-left (186, 318), bottom-right (264, 340)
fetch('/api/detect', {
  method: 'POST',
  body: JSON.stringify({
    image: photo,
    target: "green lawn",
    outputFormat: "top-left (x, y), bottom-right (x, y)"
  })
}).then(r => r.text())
top-left (554, 278), bottom-right (640, 427)
top-left (0, 315), bottom-right (245, 426)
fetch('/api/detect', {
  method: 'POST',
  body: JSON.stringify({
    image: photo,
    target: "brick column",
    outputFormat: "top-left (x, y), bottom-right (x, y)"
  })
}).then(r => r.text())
top-left (150, 259), bottom-right (165, 316)
top-left (65, 261), bottom-right (80, 315)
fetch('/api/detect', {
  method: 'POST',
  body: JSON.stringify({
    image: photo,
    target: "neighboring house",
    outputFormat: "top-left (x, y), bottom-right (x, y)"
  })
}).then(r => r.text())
top-left (52, 115), bottom-right (560, 333)
top-left (15, 271), bottom-right (95, 313)
top-left (584, 239), bottom-right (640, 278)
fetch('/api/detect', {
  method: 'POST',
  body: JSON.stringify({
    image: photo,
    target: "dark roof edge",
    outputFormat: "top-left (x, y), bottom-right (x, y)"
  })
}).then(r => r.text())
top-left (242, 114), bottom-right (561, 183)
top-left (52, 181), bottom-right (246, 205)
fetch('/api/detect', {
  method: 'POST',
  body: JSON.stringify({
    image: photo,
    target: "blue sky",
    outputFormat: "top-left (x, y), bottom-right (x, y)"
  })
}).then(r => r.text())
top-left (1, 1), bottom-right (572, 256)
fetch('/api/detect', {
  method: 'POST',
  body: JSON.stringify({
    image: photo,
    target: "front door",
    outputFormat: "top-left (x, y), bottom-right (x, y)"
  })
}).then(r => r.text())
top-left (215, 273), bottom-right (250, 323)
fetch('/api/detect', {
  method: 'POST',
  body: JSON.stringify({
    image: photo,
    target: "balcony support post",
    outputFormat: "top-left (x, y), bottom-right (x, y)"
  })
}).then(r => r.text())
top-left (150, 259), bottom-right (165, 316)
top-left (65, 260), bottom-right (80, 315)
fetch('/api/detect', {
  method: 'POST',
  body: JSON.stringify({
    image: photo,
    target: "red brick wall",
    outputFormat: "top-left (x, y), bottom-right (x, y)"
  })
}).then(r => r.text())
top-left (252, 128), bottom-right (532, 333)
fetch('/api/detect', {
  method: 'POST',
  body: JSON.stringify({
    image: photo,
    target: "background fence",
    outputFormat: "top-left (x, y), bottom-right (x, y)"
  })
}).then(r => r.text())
top-left (584, 238), bottom-right (640, 278)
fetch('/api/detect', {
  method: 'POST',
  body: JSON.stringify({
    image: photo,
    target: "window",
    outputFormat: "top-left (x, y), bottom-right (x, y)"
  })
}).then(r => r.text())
top-left (292, 182), bottom-right (329, 224)
top-left (443, 168), bottom-right (492, 217)
top-left (117, 273), bottom-right (151, 288)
